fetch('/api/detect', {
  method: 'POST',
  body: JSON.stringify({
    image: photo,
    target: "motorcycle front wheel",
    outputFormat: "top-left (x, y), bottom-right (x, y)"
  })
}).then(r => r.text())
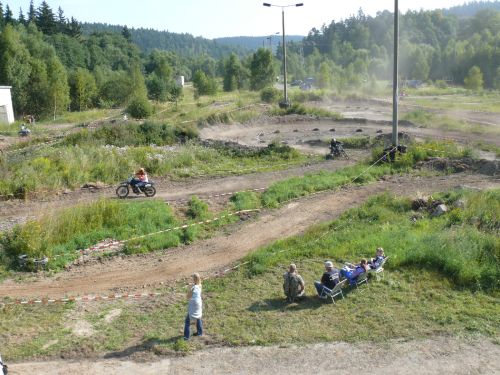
top-left (116, 185), bottom-right (129, 198)
top-left (144, 186), bottom-right (156, 197)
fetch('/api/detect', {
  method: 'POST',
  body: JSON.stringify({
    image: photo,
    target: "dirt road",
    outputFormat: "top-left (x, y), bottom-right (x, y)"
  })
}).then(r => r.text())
top-left (1, 173), bottom-right (497, 299)
top-left (8, 336), bottom-right (499, 374)
top-left (0, 158), bottom-right (358, 233)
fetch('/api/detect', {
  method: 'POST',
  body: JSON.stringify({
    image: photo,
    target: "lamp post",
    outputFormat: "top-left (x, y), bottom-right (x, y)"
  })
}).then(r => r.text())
top-left (263, 2), bottom-right (304, 108)
top-left (392, 0), bottom-right (399, 147)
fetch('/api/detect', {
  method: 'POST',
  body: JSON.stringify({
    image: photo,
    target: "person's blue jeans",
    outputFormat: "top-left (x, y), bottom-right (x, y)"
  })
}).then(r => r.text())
top-left (184, 314), bottom-right (203, 339)
top-left (314, 281), bottom-right (326, 296)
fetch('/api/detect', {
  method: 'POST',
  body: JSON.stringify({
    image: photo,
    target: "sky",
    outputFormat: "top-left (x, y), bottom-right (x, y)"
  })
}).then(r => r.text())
top-left (2, 0), bottom-right (489, 38)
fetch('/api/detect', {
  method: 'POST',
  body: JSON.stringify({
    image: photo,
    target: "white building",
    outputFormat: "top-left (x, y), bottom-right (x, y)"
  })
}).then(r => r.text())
top-left (0, 86), bottom-right (15, 124)
top-left (176, 75), bottom-right (185, 87)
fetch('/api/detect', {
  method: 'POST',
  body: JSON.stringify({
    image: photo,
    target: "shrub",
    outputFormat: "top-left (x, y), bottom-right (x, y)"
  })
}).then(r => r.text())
top-left (230, 191), bottom-right (261, 211)
top-left (186, 196), bottom-right (209, 220)
top-left (127, 95), bottom-right (153, 119)
top-left (260, 87), bottom-right (281, 103)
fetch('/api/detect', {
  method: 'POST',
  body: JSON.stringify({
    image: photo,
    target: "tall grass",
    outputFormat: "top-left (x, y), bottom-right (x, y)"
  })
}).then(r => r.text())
top-left (0, 199), bottom-right (179, 269)
top-left (0, 141), bottom-right (306, 198)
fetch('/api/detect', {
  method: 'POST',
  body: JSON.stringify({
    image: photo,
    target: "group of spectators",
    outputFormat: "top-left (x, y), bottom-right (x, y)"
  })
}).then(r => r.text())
top-left (183, 248), bottom-right (386, 341)
top-left (284, 247), bottom-right (386, 302)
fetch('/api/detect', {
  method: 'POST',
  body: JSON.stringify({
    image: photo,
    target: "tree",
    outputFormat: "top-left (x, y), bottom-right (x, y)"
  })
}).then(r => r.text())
top-left (18, 7), bottom-right (26, 25)
top-left (146, 73), bottom-right (168, 102)
top-left (494, 67), bottom-right (500, 91)
top-left (57, 6), bottom-right (67, 34)
top-left (28, 0), bottom-right (36, 23)
top-left (464, 65), bottom-right (484, 90)
top-left (70, 68), bottom-right (97, 111)
top-left (317, 61), bottom-right (331, 89)
top-left (0, 2), bottom-right (4, 28)
top-left (192, 70), bottom-right (217, 97)
top-left (250, 48), bottom-right (275, 91)
top-left (36, 1), bottom-right (57, 35)
top-left (223, 53), bottom-right (241, 92)
top-left (168, 84), bottom-right (183, 107)
top-left (0, 25), bottom-right (32, 114)
top-left (122, 25), bottom-right (132, 42)
top-left (46, 56), bottom-right (70, 118)
top-left (67, 17), bottom-right (81, 38)
top-left (4, 4), bottom-right (14, 25)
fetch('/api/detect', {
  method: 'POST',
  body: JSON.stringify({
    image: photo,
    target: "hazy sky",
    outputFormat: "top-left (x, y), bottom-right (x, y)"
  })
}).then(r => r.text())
top-left (3, 0), bottom-right (488, 38)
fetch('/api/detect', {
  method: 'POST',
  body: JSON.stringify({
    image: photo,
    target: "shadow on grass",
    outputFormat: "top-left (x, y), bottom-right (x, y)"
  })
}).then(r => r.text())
top-left (103, 336), bottom-right (183, 358)
top-left (247, 285), bottom-right (365, 312)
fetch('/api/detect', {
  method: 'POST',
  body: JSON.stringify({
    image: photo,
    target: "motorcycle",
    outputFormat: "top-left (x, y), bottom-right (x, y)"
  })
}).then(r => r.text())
top-left (18, 128), bottom-right (31, 137)
top-left (115, 177), bottom-right (156, 198)
top-left (326, 144), bottom-right (349, 160)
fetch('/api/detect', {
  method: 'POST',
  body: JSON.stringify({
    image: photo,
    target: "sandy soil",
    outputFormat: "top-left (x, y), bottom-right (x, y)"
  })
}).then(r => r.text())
top-left (200, 116), bottom-right (500, 149)
top-left (7, 336), bottom-right (500, 374)
top-left (1, 173), bottom-right (497, 299)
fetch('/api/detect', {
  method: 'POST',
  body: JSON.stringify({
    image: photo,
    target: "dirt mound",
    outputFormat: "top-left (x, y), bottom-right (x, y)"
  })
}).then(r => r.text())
top-left (417, 157), bottom-right (499, 176)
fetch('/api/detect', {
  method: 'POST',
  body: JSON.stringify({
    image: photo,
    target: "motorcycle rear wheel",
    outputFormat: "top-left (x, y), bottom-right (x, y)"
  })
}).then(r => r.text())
top-left (116, 185), bottom-right (129, 198)
top-left (144, 186), bottom-right (156, 197)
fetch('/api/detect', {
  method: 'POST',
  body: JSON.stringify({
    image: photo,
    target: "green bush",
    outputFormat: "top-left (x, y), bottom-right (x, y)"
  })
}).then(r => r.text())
top-left (230, 191), bottom-right (261, 211)
top-left (260, 87), bottom-right (281, 103)
top-left (186, 196), bottom-right (209, 220)
top-left (127, 96), bottom-right (153, 119)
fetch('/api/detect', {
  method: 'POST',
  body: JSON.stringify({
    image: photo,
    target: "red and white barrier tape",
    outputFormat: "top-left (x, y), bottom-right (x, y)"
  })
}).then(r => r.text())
top-left (52, 209), bottom-right (261, 259)
top-left (1, 259), bottom-right (253, 307)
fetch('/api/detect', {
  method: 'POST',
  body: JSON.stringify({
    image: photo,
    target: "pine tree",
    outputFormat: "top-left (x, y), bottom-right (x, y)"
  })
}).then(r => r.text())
top-left (28, 0), bottom-right (36, 23)
top-left (36, 1), bottom-right (57, 35)
top-left (18, 7), bottom-right (26, 25)
top-left (57, 6), bottom-right (67, 33)
top-left (0, 2), bottom-right (4, 28)
top-left (4, 4), bottom-right (14, 25)
top-left (67, 17), bottom-right (82, 38)
top-left (122, 25), bottom-right (132, 42)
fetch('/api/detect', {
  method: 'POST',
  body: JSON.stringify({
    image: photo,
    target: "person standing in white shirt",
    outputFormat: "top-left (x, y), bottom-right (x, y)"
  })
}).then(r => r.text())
top-left (184, 273), bottom-right (203, 340)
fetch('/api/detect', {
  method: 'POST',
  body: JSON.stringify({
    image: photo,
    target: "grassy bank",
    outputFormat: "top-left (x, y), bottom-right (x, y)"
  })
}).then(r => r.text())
top-left (0, 196), bottom-right (239, 274)
top-left (1, 188), bottom-right (498, 360)
top-left (0, 138), bottom-right (308, 199)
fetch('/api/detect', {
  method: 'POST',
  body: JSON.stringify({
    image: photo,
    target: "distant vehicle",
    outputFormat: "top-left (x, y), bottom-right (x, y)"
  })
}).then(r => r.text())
top-left (407, 80), bottom-right (423, 89)
top-left (290, 80), bottom-right (303, 86)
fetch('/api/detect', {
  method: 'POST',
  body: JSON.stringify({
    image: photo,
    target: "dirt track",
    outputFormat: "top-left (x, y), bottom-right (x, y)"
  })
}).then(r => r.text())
top-left (1, 173), bottom-right (497, 299)
top-left (0, 157), bottom-right (359, 233)
top-left (8, 336), bottom-right (500, 374)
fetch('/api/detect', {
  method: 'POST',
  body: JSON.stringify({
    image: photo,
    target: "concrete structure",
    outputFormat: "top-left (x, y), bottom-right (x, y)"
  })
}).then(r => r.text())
top-left (176, 75), bottom-right (185, 87)
top-left (0, 86), bottom-right (15, 124)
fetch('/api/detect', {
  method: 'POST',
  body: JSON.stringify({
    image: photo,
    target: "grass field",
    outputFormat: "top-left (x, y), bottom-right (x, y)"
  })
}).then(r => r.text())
top-left (1, 188), bottom-right (498, 360)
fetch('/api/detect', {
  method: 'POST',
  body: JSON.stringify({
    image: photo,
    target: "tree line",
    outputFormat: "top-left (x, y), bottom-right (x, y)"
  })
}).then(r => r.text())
top-left (1, 1), bottom-right (499, 120)
top-left (284, 7), bottom-right (500, 90)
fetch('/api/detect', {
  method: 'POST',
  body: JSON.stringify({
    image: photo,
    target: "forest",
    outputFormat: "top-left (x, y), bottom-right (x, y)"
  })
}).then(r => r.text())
top-left (0, 1), bottom-right (499, 120)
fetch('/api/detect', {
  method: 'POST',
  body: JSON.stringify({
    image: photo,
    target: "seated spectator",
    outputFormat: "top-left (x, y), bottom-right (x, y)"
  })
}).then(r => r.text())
top-left (340, 258), bottom-right (369, 285)
top-left (369, 247), bottom-right (386, 269)
top-left (314, 261), bottom-right (339, 298)
top-left (283, 263), bottom-right (305, 302)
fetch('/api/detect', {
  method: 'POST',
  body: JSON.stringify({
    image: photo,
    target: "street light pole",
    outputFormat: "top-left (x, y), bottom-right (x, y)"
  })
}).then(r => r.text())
top-left (263, 3), bottom-right (303, 108)
top-left (392, 0), bottom-right (399, 147)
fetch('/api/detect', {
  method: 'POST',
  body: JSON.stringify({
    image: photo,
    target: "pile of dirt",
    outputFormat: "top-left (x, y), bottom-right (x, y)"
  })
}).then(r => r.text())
top-left (199, 139), bottom-right (263, 154)
top-left (417, 157), bottom-right (499, 176)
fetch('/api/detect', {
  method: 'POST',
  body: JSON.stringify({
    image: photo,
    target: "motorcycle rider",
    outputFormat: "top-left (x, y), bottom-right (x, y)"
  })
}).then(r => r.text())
top-left (330, 138), bottom-right (343, 155)
top-left (130, 167), bottom-right (148, 194)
